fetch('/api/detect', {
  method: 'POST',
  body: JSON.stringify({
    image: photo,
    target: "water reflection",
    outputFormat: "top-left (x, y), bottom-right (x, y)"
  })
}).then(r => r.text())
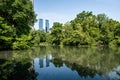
top-left (39, 58), bottom-right (44, 68)
top-left (0, 46), bottom-right (120, 80)
top-left (46, 55), bottom-right (50, 67)
top-left (39, 55), bottom-right (52, 68)
top-left (0, 59), bottom-right (37, 80)
top-left (36, 55), bottom-right (109, 80)
top-left (108, 66), bottom-right (120, 80)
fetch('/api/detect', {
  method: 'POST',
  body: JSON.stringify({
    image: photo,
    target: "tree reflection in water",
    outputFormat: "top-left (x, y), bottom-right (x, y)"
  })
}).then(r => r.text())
top-left (0, 46), bottom-right (120, 80)
top-left (51, 58), bottom-right (104, 79)
top-left (0, 59), bottom-right (37, 80)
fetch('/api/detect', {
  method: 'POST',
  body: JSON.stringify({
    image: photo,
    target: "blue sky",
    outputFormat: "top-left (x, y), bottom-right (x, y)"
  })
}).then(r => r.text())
top-left (34, 0), bottom-right (120, 29)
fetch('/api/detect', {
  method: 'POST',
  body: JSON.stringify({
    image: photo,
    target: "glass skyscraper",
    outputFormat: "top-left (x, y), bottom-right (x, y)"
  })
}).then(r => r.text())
top-left (39, 19), bottom-right (43, 30)
top-left (45, 20), bottom-right (49, 32)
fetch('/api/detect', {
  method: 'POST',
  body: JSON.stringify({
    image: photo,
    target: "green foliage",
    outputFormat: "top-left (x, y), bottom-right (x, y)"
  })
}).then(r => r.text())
top-left (0, 0), bottom-right (36, 36)
top-left (12, 35), bottom-right (32, 50)
top-left (30, 30), bottom-right (47, 46)
top-left (0, 59), bottom-right (37, 80)
top-left (110, 36), bottom-right (120, 46)
top-left (1, 6), bottom-right (120, 50)
top-left (0, 0), bottom-right (36, 50)
top-left (12, 30), bottom-right (47, 50)
top-left (50, 22), bottom-right (63, 45)
top-left (50, 11), bottom-right (120, 46)
top-left (0, 17), bottom-right (15, 50)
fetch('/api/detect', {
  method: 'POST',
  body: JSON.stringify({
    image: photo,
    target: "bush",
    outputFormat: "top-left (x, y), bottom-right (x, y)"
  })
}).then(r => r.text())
top-left (12, 35), bottom-right (32, 50)
top-left (0, 17), bottom-right (15, 50)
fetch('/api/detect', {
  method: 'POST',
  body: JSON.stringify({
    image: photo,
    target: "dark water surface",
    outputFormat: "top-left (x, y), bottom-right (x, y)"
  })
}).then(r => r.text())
top-left (0, 46), bottom-right (120, 80)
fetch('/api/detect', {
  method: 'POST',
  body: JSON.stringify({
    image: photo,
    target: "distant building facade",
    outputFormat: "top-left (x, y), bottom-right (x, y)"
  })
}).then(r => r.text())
top-left (39, 19), bottom-right (43, 30)
top-left (45, 20), bottom-right (49, 32)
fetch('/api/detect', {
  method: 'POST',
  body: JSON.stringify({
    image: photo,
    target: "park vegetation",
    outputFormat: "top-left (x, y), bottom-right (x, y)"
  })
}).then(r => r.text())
top-left (50, 11), bottom-right (120, 47)
top-left (0, 0), bottom-right (36, 50)
top-left (0, 0), bottom-right (120, 50)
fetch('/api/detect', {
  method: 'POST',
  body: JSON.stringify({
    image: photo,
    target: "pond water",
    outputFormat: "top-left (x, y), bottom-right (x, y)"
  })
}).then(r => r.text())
top-left (0, 46), bottom-right (120, 80)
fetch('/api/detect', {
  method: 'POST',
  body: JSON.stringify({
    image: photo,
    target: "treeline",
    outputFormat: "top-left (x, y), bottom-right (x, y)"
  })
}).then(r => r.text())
top-left (50, 11), bottom-right (120, 46)
top-left (1, 0), bottom-right (120, 50)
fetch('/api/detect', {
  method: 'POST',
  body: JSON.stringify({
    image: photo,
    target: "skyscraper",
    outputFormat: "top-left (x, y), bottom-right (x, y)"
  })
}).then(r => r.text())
top-left (39, 19), bottom-right (43, 30)
top-left (45, 20), bottom-right (49, 32)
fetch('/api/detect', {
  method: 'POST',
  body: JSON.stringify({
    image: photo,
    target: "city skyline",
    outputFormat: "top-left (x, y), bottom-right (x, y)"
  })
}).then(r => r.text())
top-left (39, 19), bottom-right (49, 32)
top-left (34, 0), bottom-right (120, 29)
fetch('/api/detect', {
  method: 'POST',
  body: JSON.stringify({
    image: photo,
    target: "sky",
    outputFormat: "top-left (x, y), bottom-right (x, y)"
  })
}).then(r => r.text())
top-left (34, 0), bottom-right (120, 30)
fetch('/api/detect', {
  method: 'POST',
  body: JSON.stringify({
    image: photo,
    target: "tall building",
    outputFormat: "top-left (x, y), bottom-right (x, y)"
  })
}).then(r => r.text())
top-left (45, 20), bottom-right (49, 32)
top-left (39, 19), bottom-right (43, 30)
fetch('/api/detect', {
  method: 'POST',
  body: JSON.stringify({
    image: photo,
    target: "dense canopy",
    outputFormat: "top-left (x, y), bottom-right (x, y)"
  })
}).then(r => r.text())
top-left (50, 11), bottom-right (120, 46)
top-left (0, 0), bottom-right (36, 50)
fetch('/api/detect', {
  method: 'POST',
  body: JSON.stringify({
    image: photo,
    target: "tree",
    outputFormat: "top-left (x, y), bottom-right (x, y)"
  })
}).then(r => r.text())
top-left (0, 0), bottom-right (36, 50)
top-left (0, 0), bottom-right (36, 36)
top-left (49, 11), bottom-right (120, 46)
top-left (73, 11), bottom-right (94, 32)
top-left (50, 22), bottom-right (63, 45)
top-left (30, 30), bottom-right (47, 46)
top-left (0, 17), bottom-right (15, 50)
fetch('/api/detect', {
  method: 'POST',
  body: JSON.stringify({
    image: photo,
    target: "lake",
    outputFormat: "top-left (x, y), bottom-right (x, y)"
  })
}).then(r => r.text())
top-left (0, 46), bottom-right (120, 80)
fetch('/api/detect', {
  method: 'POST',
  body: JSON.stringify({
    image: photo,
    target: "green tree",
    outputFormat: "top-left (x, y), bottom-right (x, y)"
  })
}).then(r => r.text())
top-left (12, 34), bottom-right (32, 50)
top-left (49, 11), bottom-right (120, 46)
top-left (0, 0), bottom-right (36, 50)
top-left (0, 17), bottom-right (15, 50)
top-left (50, 22), bottom-right (63, 45)
top-left (0, 0), bottom-right (36, 36)
top-left (73, 11), bottom-right (94, 32)
top-left (30, 30), bottom-right (47, 46)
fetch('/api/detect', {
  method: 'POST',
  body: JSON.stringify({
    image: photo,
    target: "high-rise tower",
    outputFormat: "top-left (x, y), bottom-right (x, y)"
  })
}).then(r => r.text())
top-left (45, 20), bottom-right (49, 32)
top-left (39, 19), bottom-right (43, 30)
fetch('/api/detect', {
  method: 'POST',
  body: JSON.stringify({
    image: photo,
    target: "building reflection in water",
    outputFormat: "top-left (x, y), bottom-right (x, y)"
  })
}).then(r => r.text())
top-left (39, 58), bottom-right (43, 68)
top-left (35, 54), bottom-right (120, 80)
top-left (46, 55), bottom-right (50, 67)
top-left (39, 55), bottom-right (52, 68)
